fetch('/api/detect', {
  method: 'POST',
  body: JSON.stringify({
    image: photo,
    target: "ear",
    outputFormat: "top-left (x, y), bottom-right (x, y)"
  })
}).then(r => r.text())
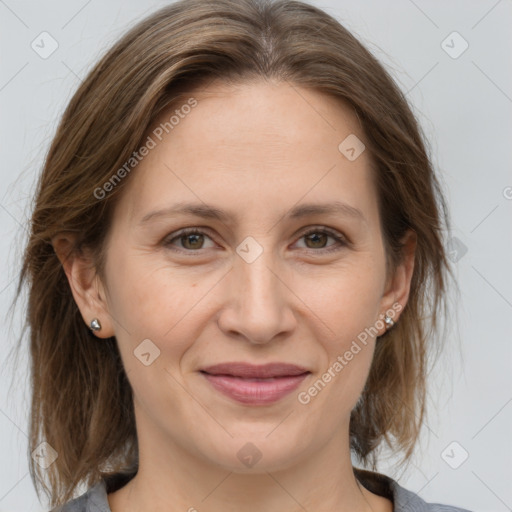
top-left (377, 229), bottom-right (416, 333)
top-left (51, 233), bottom-right (115, 338)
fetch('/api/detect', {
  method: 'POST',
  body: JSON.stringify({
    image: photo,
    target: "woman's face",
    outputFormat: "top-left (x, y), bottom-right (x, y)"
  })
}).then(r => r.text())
top-left (94, 80), bottom-right (413, 472)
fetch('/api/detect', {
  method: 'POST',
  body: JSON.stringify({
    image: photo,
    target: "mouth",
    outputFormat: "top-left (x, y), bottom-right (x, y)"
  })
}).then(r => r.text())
top-left (200, 362), bottom-right (311, 405)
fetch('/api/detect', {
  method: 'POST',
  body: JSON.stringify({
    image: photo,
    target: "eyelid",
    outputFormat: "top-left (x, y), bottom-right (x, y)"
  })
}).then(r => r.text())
top-left (163, 225), bottom-right (349, 254)
top-left (163, 226), bottom-right (218, 251)
top-left (294, 226), bottom-right (349, 252)
top-left (299, 225), bottom-right (348, 243)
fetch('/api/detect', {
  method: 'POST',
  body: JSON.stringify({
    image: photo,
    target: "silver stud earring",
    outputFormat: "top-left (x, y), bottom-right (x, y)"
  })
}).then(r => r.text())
top-left (90, 318), bottom-right (102, 332)
top-left (384, 315), bottom-right (395, 329)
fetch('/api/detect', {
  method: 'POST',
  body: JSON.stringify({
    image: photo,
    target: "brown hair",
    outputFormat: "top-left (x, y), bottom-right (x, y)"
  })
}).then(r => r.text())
top-left (12, 0), bottom-right (454, 507)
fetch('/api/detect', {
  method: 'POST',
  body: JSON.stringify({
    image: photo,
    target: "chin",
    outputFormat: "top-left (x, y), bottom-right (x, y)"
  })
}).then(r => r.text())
top-left (193, 427), bottom-right (312, 474)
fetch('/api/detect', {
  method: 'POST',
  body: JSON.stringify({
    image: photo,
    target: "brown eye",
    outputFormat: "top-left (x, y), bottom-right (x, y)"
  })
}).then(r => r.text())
top-left (181, 233), bottom-right (205, 250)
top-left (295, 227), bottom-right (347, 253)
top-left (164, 229), bottom-right (216, 252)
top-left (163, 226), bottom-right (347, 255)
top-left (304, 232), bottom-right (328, 249)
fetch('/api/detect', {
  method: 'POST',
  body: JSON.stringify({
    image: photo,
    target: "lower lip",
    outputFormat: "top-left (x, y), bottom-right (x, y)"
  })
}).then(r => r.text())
top-left (202, 372), bottom-right (309, 405)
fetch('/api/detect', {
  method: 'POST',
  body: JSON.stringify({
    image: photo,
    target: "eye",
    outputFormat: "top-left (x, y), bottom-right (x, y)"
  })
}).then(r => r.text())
top-left (163, 228), bottom-right (216, 252)
top-left (163, 226), bottom-right (348, 255)
top-left (293, 227), bottom-right (347, 253)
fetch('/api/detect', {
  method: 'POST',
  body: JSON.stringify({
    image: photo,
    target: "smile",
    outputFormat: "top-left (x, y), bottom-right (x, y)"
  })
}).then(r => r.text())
top-left (201, 372), bottom-right (310, 405)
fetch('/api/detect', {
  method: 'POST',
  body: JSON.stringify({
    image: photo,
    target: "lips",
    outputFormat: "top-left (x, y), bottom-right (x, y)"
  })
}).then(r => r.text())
top-left (200, 362), bottom-right (311, 405)
top-left (200, 362), bottom-right (310, 379)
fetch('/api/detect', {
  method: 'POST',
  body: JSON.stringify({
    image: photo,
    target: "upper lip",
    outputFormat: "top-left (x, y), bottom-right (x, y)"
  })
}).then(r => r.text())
top-left (200, 362), bottom-right (310, 378)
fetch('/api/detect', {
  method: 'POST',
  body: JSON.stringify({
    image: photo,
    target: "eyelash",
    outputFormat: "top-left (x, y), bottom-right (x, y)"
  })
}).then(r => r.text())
top-left (163, 226), bottom-right (348, 255)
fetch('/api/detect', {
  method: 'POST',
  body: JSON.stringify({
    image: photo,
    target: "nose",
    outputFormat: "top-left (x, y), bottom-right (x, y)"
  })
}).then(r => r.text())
top-left (217, 244), bottom-right (297, 345)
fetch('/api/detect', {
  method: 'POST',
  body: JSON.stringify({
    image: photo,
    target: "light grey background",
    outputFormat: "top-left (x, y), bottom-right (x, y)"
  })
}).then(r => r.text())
top-left (1, 1), bottom-right (511, 511)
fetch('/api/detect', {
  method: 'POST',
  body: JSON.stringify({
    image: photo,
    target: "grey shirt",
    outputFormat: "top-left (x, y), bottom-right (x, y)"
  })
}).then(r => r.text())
top-left (49, 468), bottom-right (473, 512)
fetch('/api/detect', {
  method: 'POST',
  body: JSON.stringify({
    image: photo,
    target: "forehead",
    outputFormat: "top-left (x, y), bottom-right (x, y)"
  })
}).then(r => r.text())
top-left (151, 79), bottom-right (363, 151)
top-left (114, 79), bottom-right (376, 228)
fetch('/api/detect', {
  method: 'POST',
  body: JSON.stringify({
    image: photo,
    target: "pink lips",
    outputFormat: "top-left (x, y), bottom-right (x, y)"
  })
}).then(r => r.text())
top-left (200, 362), bottom-right (310, 405)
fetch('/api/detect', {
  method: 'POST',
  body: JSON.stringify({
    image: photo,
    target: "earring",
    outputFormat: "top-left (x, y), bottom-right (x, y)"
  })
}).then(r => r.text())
top-left (89, 318), bottom-right (102, 332)
top-left (384, 315), bottom-right (395, 329)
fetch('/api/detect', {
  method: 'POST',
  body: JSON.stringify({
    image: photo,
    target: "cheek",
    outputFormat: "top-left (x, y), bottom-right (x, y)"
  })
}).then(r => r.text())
top-left (297, 260), bottom-right (384, 341)
top-left (105, 256), bottom-right (205, 414)
top-left (294, 263), bottom-right (383, 407)
top-left (108, 267), bottom-right (174, 336)
top-left (104, 251), bottom-right (217, 360)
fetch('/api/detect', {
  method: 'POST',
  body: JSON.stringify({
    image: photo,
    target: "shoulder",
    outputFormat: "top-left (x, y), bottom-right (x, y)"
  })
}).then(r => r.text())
top-left (354, 467), bottom-right (474, 512)
top-left (391, 479), bottom-right (473, 512)
top-left (47, 470), bottom-right (136, 512)
top-left (48, 480), bottom-right (110, 512)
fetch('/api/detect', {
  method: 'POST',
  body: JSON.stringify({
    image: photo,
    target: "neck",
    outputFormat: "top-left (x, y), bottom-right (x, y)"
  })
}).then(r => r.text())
top-left (107, 424), bottom-right (382, 512)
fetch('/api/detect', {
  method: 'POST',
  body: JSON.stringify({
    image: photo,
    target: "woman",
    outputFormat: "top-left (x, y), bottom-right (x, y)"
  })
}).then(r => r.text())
top-left (15, 0), bottom-right (470, 510)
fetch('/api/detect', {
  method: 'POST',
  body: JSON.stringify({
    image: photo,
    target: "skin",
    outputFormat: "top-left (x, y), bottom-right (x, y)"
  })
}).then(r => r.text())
top-left (53, 79), bottom-right (416, 512)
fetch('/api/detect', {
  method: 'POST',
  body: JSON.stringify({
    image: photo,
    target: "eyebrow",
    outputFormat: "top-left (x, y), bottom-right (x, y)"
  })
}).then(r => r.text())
top-left (139, 200), bottom-right (366, 225)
